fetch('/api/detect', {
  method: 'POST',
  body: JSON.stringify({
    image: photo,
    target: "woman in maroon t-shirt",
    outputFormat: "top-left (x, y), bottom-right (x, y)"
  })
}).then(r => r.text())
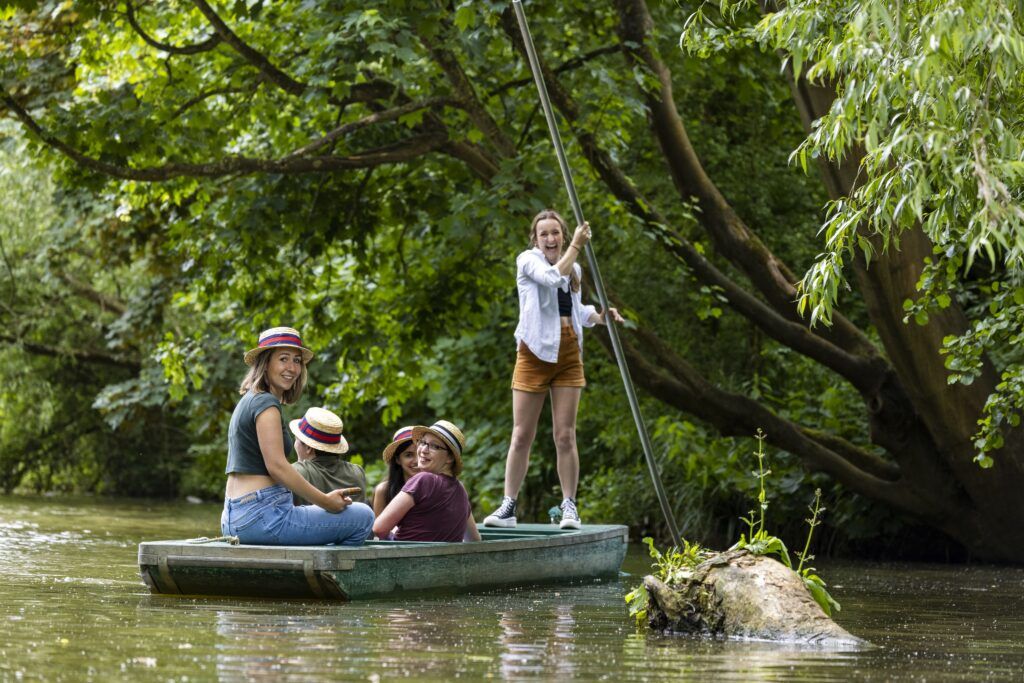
top-left (372, 420), bottom-right (482, 542)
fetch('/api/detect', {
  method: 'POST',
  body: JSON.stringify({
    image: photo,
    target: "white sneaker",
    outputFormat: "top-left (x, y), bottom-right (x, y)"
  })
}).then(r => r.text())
top-left (483, 496), bottom-right (517, 528)
top-left (559, 498), bottom-right (581, 530)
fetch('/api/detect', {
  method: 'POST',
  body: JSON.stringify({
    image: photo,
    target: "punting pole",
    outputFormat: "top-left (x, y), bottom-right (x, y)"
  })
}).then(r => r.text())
top-left (510, 0), bottom-right (683, 548)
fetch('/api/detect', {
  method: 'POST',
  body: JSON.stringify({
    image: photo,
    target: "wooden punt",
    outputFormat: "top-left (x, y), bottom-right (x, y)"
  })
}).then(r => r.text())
top-left (138, 523), bottom-right (628, 600)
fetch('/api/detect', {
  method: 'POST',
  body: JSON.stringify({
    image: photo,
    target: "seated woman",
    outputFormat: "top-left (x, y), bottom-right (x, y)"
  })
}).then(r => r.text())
top-left (221, 326), bottom-right (374, 546)
top-left (372, 420), bottom-right (482, 542)
top-left (372, 426), bottom-right (419, 518)
top-left (290, 406), bottom-right (367, 505)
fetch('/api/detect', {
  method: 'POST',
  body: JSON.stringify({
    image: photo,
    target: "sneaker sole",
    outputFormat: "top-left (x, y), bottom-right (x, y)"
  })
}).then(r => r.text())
top-left (559, 518), bottom-right (581, 530)
top-left (483, 516), bottom-right (517, 528)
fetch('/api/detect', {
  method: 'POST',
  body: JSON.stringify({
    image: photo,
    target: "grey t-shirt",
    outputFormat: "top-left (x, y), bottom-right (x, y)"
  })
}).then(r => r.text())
top-left (225, 391), bottom-right (293, 475)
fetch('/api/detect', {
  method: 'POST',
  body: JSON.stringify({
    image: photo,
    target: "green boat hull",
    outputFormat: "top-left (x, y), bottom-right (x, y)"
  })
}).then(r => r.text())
top-left (138, 524), bottom-right (628, 600)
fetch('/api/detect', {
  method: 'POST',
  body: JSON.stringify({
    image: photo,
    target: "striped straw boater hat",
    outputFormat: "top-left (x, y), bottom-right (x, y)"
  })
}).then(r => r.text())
top-left (289, 407), bottom-right (348, 454)
top-left (382, 425), bottom-right (417, 464)
top-left (244, 326), bottom-right (314, 366)
top-left (412, 420), bottom-right (466, 476)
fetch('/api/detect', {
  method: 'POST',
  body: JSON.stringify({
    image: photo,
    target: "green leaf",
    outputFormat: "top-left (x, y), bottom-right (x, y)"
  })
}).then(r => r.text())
top-left (802, 575), bottom-right (841, 617)
top-left (453, 6), bottom-right (475, 30)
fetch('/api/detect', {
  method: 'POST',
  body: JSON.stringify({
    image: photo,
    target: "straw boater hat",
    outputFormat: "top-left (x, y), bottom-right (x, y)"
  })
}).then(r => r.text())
top-left (382, 425), bottom-right (417, 464)
top-left (411, 420), bottom-right (466, 476)
top-left (244, 326), bottom-right (314, 366)
top-left (289, 407), bottom-right (349, 454)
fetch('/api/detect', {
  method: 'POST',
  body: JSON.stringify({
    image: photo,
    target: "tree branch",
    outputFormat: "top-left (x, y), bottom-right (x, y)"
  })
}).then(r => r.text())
top-left (595, 324), bottom-right (916, 504)
top-left (1, 91), bottom-right (448, 181)
top-left (798, 427), bottom-right (900, 481)
top-left (614, 0), bottom-right (880, 360)
top-left (342, 67), bottom-right (506, 185)
top-left (418, 22), bottom-right (517, 159)
top-left (190, 0), bottom-right (306, 96)
top-left (440, 140), bottom-right (502, 181)
top-left (59, 272), bottom-right (127, 316)
top-left (125, 1), bottom-right (221, 55)
top-left (0, 335), bottom-right (141, 370)
top-left (489, 45), bottom-right (622, 97)
top-left (0, 232), bottom-right (17, 301)
top-left (590, 323), bottom-right (947, 518)
top-left (344, 80), bottom-right (399, 106)
top-left (167, 86), bottom-right (251, 122)
top-left (658, 232), bottom-right (882, 391)
top-left (282, 97), bottom-right (454, 160)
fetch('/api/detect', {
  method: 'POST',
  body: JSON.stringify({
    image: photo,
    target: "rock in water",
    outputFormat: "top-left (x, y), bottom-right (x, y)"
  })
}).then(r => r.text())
top-left (643, 549), bottom-right (865, 646)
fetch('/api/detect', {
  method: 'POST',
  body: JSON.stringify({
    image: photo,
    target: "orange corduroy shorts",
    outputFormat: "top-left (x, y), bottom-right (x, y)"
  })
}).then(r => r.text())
top-left (511, 326), bottom-right (586, 393)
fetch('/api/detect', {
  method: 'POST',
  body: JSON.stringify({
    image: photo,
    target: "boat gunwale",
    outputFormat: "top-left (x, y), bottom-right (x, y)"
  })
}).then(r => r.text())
top-left (138, 524), bottom-right (628, 572)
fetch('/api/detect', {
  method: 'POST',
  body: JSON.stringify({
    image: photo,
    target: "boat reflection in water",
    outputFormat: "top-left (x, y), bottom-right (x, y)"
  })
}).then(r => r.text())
top-left (499, 601), bottom-right (578, 679)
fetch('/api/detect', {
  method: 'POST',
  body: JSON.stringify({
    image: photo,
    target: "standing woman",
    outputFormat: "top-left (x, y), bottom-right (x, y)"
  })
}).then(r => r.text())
top-left (483, 210), bottom-right (622, 530)
top-left (372, 426), bottom-right (420, 518)
top-left (221, 327), bottom-right (374, 545)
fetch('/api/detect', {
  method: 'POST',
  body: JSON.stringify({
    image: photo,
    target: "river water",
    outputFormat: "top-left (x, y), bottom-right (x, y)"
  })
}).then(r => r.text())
top-left (2, 495), bottom-right (1023, 681)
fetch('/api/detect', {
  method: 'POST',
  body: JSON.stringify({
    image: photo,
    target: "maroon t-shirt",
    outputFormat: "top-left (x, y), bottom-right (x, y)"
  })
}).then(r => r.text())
top-left (395, 472), bottom-right (471, 542)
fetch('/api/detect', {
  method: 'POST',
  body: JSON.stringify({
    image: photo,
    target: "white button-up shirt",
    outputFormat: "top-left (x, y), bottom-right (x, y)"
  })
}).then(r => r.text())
top-left (514, 248), bottom-right (597, 363)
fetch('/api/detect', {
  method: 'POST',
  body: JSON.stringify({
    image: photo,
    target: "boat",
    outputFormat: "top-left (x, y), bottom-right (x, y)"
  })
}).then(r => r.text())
top-left (138, 523), bottom-right (629, 600)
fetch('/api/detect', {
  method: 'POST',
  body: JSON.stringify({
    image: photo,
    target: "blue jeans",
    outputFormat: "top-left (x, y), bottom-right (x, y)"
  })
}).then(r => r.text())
top-left (220, 484), bottom-right (374, 546)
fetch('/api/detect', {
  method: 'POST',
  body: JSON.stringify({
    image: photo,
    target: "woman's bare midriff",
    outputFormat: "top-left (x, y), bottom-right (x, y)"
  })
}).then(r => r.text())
top-left (560, 316), bottom-right (572, 327)
top-left (226, 472), bottom-right (276, 499)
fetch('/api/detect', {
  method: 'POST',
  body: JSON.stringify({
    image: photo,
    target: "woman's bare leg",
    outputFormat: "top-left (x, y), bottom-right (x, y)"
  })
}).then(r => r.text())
top-left (550, 386), bottom-right (583, 500)
top-left (503, 389), bottom-right (548, 498)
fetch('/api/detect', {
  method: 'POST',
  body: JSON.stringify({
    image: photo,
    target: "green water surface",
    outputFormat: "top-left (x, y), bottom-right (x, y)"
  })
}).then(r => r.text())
top-left (1, 495), bottom-right (1023, 681)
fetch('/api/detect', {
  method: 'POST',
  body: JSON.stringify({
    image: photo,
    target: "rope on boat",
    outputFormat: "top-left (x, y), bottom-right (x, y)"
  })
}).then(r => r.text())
top-left (510, 0), bottom-right (683, 548)
top-left (186, 535), bottom-right (240, 545)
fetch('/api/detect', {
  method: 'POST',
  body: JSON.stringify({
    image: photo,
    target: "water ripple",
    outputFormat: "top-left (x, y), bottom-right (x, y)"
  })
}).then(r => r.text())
top-left (3, 495), bottom-right (1024, 681)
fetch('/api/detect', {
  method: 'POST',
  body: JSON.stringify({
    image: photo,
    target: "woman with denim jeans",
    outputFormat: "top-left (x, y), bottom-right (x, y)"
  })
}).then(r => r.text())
top-left (220, 327), bottom-right (374, 545)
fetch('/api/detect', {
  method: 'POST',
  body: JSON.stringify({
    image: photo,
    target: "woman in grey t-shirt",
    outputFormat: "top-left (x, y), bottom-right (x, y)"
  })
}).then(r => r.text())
top-left (220, 326), bottom-right (373, 545)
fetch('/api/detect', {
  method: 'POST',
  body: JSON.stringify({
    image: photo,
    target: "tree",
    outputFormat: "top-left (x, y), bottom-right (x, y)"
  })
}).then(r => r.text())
top-left (1, 0), bottom-right (1019, 558)
top-left (680, 0), bottom-right (1024, 557)
top-left (0, 139), bottom-right (191, 495)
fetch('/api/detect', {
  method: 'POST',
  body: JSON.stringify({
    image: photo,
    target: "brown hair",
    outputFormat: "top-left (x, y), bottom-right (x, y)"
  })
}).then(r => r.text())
top-left (238, 348), bottom-right (308, 405)
top-left (385, 441), bottom-right (415, 503)
top-left (529, 209), bottom-right (580, 292)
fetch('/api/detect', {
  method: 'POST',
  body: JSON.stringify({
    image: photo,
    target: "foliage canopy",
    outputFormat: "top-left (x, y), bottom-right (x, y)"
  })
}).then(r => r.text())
top-left (3, 0), bottom-right (1023, 560)
top-left (684, 0), bottom-right (1024, 465)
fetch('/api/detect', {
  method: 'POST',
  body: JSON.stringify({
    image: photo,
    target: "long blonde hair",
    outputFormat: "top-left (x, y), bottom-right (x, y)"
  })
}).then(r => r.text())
top-left (529, 209), bottom-right (580, 292)
top-left (238, 349), bottom-right (307, 405)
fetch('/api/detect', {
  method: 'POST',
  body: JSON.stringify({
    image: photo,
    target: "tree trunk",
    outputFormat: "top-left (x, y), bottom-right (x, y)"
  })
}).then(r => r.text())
top-left (643, 549), bottom-right (865, 646)
top-left (786, 72), bottom-right (1024, 558)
